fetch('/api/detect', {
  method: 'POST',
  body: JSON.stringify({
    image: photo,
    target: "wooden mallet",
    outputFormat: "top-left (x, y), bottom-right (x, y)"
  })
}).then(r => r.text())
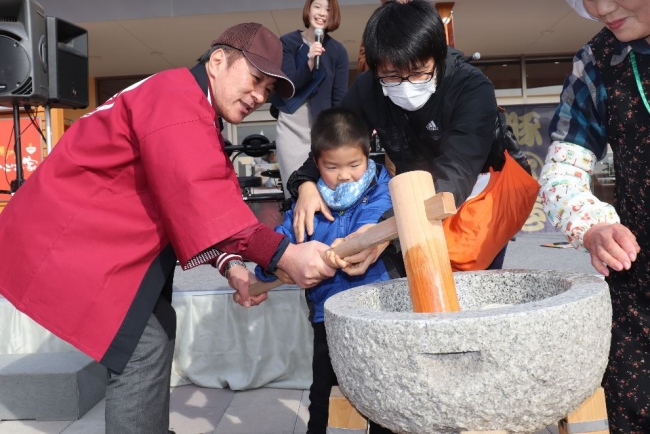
top-left (248, 171), bottom-right (459, 313)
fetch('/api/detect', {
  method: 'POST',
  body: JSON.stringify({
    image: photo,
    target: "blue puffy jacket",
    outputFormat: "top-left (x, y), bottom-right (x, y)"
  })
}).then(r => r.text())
top-left (256, 164), bottom-right (394, 323)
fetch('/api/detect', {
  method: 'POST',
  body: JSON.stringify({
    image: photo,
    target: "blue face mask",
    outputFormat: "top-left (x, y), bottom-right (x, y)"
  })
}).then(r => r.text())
top-left (317, 159), bottom-right (376, 211)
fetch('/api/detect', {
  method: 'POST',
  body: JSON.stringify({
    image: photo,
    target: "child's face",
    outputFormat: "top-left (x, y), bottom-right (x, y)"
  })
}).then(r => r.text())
top-left (316, 146), bottom-right (368, 190)
top-left (584, 0), bottom-right (650, 42)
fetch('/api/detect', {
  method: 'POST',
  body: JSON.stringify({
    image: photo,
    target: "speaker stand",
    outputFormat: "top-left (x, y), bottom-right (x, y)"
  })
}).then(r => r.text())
top-left (0, 104), bottom-right (26, 195)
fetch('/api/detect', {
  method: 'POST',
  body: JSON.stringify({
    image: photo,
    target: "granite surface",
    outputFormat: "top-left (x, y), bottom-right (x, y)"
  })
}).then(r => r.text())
top-left (324, 270), bottom-right (611, 434)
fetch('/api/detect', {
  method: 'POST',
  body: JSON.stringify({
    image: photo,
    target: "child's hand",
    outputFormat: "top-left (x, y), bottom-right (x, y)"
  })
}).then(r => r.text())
top-left (338, 224), bottom-right (389, 276)
top-left (274, 268), bottom-right (295, 285)
top-left (323, 238), bottom-right (350, 269)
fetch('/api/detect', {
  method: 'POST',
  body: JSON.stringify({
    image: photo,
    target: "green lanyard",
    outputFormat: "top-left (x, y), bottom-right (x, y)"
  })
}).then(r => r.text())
top-left (630, 50), bottom-right (650, 115)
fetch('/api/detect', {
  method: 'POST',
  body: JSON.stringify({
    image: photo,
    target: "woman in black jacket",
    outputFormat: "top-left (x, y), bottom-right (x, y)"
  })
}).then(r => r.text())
top-left (271, 0), bottom-right (349, 196)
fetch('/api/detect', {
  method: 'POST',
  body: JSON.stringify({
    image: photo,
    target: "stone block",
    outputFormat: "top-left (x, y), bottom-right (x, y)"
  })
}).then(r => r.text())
top-left (0, 352), bottom-right (108, 421)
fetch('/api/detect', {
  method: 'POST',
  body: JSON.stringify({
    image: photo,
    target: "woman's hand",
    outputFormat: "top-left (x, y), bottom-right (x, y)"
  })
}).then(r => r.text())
top-left (292, 181), bottom-right (334, 243)
top-left (337, 224), bottom-right (390, 276)
top-left (307, 42), bottom-right (325, 71)
top-left (583, 222), bottom-right (640, 276)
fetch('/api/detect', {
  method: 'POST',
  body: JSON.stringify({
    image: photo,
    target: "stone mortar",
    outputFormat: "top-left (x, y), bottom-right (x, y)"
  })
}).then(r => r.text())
top-left (324, 270), bottom-right (611, 434)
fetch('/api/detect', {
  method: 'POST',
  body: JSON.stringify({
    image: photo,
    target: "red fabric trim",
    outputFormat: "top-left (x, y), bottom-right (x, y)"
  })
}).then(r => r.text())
top-left (245, 227), bottom-right (285, 269)
top-left (211, 253), bottom-right (244, 276)
top-left (214, 223), bottom-right (285, 270)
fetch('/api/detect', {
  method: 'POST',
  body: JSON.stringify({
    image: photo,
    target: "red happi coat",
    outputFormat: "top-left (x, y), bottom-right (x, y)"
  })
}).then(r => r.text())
top-left (0, 68), bottom-right (260, 361)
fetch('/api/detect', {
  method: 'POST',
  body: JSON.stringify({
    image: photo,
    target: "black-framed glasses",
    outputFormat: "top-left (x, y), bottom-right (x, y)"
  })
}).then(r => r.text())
top-left (378, 69), bottom-right (436, 87)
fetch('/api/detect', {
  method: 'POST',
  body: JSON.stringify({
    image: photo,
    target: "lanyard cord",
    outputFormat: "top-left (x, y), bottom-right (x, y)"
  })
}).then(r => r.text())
top-left (630, 50), bottom-right (650, 115)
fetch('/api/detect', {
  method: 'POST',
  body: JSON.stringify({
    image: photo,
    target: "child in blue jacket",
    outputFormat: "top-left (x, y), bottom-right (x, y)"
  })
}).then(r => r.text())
top-left (256, 107), bottom-right (400, 433)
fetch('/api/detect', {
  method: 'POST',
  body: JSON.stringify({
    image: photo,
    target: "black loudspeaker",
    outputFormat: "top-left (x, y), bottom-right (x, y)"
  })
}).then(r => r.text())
top-left (46, 16), bottom-right (88, 108)
top-left (0, 0), bottom-right (48, 107)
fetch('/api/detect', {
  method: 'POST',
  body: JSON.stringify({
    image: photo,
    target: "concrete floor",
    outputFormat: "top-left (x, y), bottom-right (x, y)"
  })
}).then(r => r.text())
top-left (0, 383), bottom-right (564, 434)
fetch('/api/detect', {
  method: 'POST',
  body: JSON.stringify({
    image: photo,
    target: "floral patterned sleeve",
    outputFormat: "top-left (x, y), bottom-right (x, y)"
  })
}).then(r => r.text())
top-left (539, 142), bottom-right (619, 250)
top-left (541, 43), bottom-right (619, 250)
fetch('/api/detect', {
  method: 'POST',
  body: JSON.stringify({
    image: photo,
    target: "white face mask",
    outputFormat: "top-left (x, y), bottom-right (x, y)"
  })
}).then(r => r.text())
top-left (381, 76), bottom-right (437, 111)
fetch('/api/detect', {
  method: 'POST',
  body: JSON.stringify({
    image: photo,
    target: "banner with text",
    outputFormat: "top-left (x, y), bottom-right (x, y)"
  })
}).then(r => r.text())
top-left (502, 103), bottom-right (558, 234)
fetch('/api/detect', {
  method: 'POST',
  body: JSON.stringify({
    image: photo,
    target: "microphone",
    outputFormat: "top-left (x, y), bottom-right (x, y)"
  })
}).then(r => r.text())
top-left (463, 52), bottom-right (481, 63)
top-left (314, 28), bottom-right (324, 70)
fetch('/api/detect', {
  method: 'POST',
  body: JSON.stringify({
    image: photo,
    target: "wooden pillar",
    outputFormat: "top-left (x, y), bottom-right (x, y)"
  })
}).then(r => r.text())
top-left (435, 2), bottom-right (455, 47)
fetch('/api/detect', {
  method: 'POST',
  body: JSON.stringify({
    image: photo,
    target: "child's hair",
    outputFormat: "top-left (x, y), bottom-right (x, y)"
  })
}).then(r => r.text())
top-left (310, 107), bottom-right (370, 161)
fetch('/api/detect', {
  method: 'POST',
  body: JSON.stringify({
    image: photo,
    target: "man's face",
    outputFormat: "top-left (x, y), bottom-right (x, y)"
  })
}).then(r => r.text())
top-left (207, 50), bottom-right (276, 124)
top-left (375, 58), bottom-right (436, 86)
top-left (584, 0), bottom-right (650, 42)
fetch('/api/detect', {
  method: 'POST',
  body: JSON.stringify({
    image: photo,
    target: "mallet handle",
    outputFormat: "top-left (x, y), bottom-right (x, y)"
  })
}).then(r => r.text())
top-left (247, 220), bottom-right (396, 297)
top-left (247, 192), bottom-right (456, 297)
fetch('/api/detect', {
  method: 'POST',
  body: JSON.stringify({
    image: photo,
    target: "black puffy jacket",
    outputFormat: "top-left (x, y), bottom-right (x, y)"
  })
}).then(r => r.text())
top-left (288, 47), bottom-right (498, 206)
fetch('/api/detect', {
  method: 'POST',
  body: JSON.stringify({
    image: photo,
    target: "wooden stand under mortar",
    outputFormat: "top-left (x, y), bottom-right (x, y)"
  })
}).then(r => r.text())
top-left (559, 387), bottom-right (609, 434)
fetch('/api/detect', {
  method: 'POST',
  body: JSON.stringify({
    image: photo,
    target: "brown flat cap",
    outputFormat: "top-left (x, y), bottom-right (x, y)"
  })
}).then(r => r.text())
top-left (212, 23), bottom-right (295, 98)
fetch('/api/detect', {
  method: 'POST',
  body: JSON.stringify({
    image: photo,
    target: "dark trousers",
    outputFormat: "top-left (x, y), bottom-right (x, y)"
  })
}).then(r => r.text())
top-left (368, 419), bottom-right (395, 433)
top-left (307, 321), bottom-right (394, 434)
top-left (487, 243), bottom-right (508, 270)
top-left (307, 321), bottom-right (338, 434)
top-left (105, 314), bottom-right (175, 434)
top-left (602, 277), bottom-right (650, 433)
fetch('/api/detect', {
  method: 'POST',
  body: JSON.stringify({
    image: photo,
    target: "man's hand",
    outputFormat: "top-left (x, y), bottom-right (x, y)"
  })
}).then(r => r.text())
top-left (583, 222), bottom-right (640, 276)
top-left (227, 265), bottom-right (268, 307)
top-left (293, 182), bottom-right (334, 243)
top-left (337, 224), bottom-right (390, 276)
top-left (277, 241), bottom-right (336, 288)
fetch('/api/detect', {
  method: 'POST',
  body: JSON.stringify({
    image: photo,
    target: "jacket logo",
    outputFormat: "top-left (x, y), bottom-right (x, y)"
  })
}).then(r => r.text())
top-left (426, 120), bottom-right (438, 131)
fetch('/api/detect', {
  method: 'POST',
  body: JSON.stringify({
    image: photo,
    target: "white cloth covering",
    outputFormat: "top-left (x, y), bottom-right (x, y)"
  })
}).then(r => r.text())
top-left (275, 102), bottom-right (313, 199)
top-left (0, 264), bottom-right (313, 390)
